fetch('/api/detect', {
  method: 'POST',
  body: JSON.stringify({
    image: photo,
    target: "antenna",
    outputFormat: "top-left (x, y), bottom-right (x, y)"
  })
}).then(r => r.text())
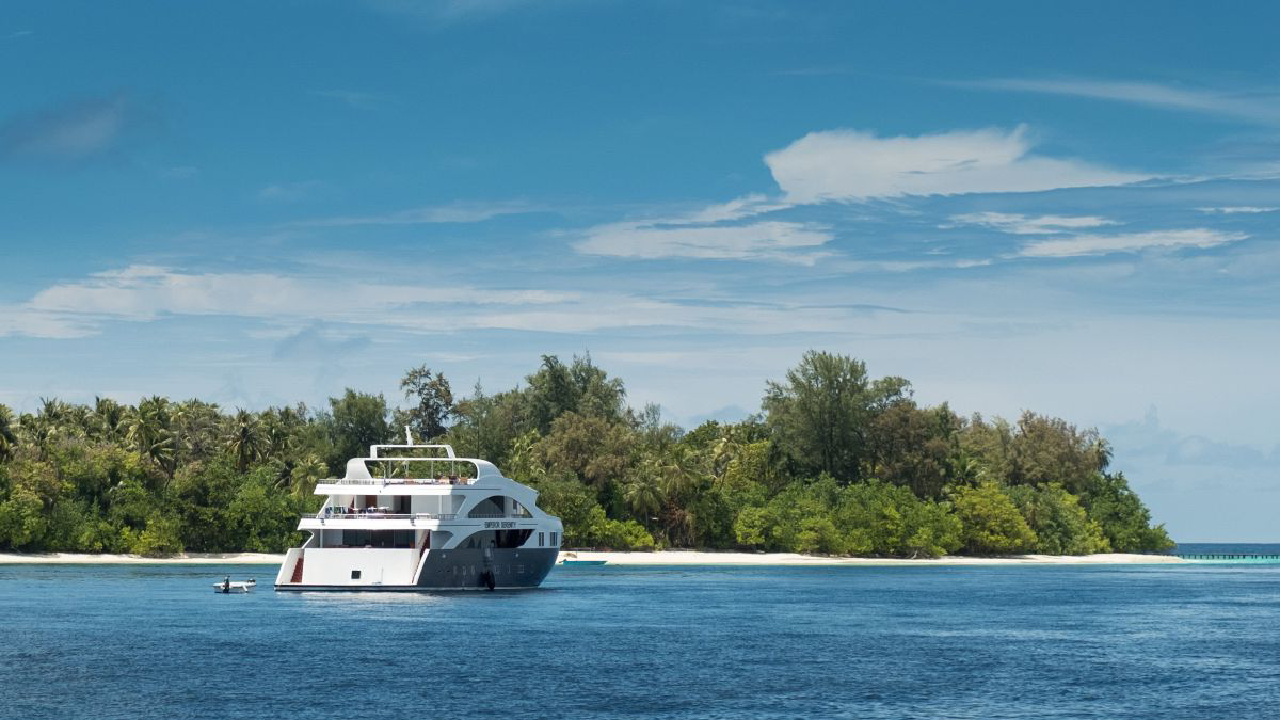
top-left (404, 426), bottom-right (415, 446)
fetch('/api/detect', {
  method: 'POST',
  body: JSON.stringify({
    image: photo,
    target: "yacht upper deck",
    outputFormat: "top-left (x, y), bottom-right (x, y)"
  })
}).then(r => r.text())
top-left (324, 441), bottom-right (504, 486)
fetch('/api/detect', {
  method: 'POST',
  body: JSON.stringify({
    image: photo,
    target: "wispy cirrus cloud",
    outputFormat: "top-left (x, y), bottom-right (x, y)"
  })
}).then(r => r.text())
top-left (764, 125), bottom-right (1147, 203)
top-left (0, 265), bottom-right (577, 339)
top-left (1019, 228), bottom-right (1246, 258)
top-left (961, 78), bottom-right (1280, 126)
top-left (368, 0), bottom-right (541, 22)
top-left (0, 93), bottom-right (143, 163)
top-left (287, 200), bottom-right (543, 227)
top-left (574, 218), bottom-right (834, 265)
top-left (0, 263), bottom-right (920, 340)
top-left (25, 265), bottom-right (573, 318)
top-left (258, 180), bottom-right (328, 202)
top-left (310, 89), bottom-right (386, 109)
top-left (1196, 206), bottom-right (1277, 214)
top-left (948, 211), bottom-right (1116, 235)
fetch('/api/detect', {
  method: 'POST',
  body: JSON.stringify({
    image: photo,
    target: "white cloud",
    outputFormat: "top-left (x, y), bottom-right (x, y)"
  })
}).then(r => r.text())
top-left (1196, 206), bottom-right (1278, 214)
top-left (258, 180), bottom-right (327, 202)
top-left (574, 219), bottom-right (833, 265)
top-left (964, 78), bottom-right (1280, 126)
top-left (763, 125), bottom-right (1146, 203)
top-left (1, 94), bottom-right (133, 162)
top-left (679, 193), bottom-right (792, 223)
top-left (1, 263), bottom-right (933, 340)
top-left (948, 211), bottom-right (1116, 235)
top-left (0, 308), bottom-right (96, 339)
top-left (1019, 228), bottom-right (1247, 258)
top-left (0, 265), bottom-right (578, 338)
top-left (289, 200), bottom-right (541, 227)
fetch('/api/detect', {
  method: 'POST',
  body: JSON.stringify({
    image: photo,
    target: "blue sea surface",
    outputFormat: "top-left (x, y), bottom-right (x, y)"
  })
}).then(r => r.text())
top-left (3, 559), bottom-right (1279, 720)
top-left (1175, 542), bottom-right (1280, 557)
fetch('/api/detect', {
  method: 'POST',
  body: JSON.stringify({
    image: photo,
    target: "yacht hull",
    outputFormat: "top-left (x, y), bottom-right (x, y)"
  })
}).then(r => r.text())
top-left (274, 548), bottom-right (558, 591)
top-left (417, 547), bottom-right (558, 589)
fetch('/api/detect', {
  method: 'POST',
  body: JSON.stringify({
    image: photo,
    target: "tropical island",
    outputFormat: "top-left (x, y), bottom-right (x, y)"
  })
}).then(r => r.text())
top-left (0, 351), bottom-right (1173, 559)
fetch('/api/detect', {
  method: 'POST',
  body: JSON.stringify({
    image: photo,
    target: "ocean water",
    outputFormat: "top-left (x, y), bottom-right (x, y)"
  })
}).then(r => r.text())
top-left (1174, 542), bottom-right (1280, 557)
top-left (3, 560), bottom-right (1279, 720)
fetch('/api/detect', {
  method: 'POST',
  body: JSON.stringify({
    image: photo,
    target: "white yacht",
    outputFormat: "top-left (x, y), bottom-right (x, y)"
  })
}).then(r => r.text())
top-left (274, 432), bottom-right (562, 591)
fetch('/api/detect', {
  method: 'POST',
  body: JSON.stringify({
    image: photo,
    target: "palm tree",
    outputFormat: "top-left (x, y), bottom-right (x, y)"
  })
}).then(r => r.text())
top-left (128, 396), bottom-right (176, 478)
top-left (174, 400), bottom-right (221, 462)
top-left (655, 447), bottom-right (703, 501)
top-left (92, 397), bottom-right (126, 442)
top-left (710, 430), bottom-right (742, 480)
top-left (225, 409), bottom-right (263, 474)
top-left (286, 454), bottom-right (327, 498)
top-left (260, 413), bottom-right (292, 463)
top-left (623, 474), bottom-right (664, 523)
top-left (65, 404), bottom-right (92, 438)
top-left (0, 404), bottom-right (17, 462)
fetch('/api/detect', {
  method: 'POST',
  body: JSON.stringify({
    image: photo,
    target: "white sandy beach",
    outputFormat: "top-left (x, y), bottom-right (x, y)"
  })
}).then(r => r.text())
top-left (0, 550), bottom-right (1186, 565)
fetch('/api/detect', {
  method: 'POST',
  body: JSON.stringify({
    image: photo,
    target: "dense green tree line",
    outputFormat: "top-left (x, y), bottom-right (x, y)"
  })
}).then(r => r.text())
top-left (0, 351), bottom-right (1173, 557)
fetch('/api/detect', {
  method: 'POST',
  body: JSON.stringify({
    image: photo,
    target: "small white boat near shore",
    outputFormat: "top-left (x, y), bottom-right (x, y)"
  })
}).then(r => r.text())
top-left (213, 577), bottom-right (257, 593)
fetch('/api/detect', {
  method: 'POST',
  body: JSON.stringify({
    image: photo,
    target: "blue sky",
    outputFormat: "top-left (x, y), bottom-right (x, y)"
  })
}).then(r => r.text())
top-left (1, 1), bottom-right (1278, 540)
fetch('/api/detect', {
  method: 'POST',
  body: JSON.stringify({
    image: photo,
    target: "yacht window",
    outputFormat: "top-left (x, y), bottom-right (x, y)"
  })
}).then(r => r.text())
top-left (351, 570), bottom-right (362, 579)
top-left (539, 532), bottom-right (545, 547)
top-left (551, 532), bottom-right (558, 547)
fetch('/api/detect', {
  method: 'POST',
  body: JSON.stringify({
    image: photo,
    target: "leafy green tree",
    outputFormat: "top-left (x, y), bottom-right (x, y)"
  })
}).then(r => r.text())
top-left (226, 468), bottom-right (302, 552)
top-left (764, 351), bottom-right (909, 483)
top-left (585, 507), bottom-right (654, 549)
top-left (1007, 483), bottom-right (1110, 555)
top-left (329, 390), bottom-right (391, 466)
top-left (538, 412), bottom-right (636, 492)
top-left (0, 487), bottom-right (47, 549)
top-left (400, 365), bottom-right (454, 440)
top-left (733, 506), bottom-right (778, 549)
top-left (135, 514), bottom-right (184, 556)
top-left (531, 474), bottom-right (602, 547)
top-left (1005, 412), bottom-right (1111, 494)
top-left (867, 401), bottom-right (960, 498)
top-left (523, 354), bottom-right (626, 433)
top-left (445, 384), bottom-right (525, 467)
top-left (835, 480), bottom-right (960, 558)
top-left (951, 482), bottom-right (1039, 555)
top-left (1082, 472), bottom-right (1175, 552)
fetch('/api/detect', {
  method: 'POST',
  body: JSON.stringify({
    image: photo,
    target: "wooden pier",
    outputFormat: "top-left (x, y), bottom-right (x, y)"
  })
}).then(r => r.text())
top-left (1174, 554), bottom-right (1280, 562)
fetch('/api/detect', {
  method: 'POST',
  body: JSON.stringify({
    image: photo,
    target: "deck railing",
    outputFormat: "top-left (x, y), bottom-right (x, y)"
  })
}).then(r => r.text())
top-left (316, 511), bottom-right (458, 522)
top-left (336, 457), bottom-right (483, 484)
top-left (332, 476), bottom-right (477, 486)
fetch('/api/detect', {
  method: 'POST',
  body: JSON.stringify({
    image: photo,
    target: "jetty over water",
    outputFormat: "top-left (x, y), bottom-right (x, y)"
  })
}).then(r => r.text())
top-left (1173, 553), bottom-right (1280, 563)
